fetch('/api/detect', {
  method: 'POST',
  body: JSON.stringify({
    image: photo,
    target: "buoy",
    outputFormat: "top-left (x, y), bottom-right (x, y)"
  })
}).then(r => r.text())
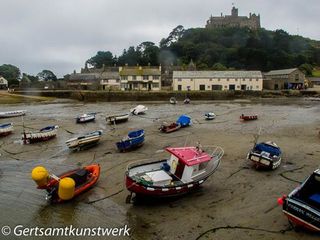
top-left (58, 177), bottom-right (75, 201)
top-left (31, 166), bottom-right (49, 187)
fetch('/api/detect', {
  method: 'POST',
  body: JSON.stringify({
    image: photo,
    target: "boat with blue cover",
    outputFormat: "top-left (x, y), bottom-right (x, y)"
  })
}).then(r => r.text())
top-left (116, 129), bottom-right (145, 152)
top-left (0, 123), bottom-right (13, 137)
top-left (176, 115), bottom-right (191, 127)
top-left (247, 141), bottom-right (282, 169)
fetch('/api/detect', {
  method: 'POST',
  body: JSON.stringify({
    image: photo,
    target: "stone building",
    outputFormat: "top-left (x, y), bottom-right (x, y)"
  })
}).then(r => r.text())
top-left (263, 68), bottom-right (305, 90)
top-left (68, 65), bottom-right (120, 90)
top-left (0, 76), bottom-right (8, 89)
top-left (173, 71), bottom-right (263, 91)
top-left (120, 66), bottom-right (161, 91)
top-left (206, 6), bottom-right (260, 30)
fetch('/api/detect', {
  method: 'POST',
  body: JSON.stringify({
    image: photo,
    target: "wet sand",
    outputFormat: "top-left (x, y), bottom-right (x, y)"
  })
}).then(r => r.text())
top-left (0, 98), bottom-right (320, 240)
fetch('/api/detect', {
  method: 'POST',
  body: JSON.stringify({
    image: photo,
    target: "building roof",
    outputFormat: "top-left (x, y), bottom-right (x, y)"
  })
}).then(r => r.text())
top-left (264, 68), bottom-right (298, 76)
top-left (166, 147), bottom-right (212, 166)
top-left (120, 67), bottom-right (160, 76)
top-left (69, 71), bottom-right (119, 82)
top-left (309, 77), bottom-right (320, 82)
top-left (173, 71), bottom-right (262, 79)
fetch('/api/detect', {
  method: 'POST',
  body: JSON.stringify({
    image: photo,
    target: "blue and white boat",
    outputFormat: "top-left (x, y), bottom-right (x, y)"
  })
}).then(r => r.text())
top-left (0, 123), bottom-right (13, 136)
top-left (76, 113), bottom-right (96, 123)
top-left (176, 115), bottom-right (191, 127)
top-left (116, 129), bottom-right (145, 152)
top-left (247, 141), bottom-right (282, 170)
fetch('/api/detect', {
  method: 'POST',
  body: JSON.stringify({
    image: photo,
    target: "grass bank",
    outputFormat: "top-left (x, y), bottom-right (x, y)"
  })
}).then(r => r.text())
top-left (0, 91), bottom-right (55, 104)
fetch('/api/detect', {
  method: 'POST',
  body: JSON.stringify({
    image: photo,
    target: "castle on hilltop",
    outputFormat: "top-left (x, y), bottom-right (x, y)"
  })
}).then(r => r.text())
top-left (206, 6), bottom-right (260, 30)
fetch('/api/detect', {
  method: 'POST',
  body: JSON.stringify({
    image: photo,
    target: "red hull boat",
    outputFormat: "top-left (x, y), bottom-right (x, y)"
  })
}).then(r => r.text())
top-left (125, 145), bottom-right (224, 199)
top-left (159, 122), bottom-right (181, 133)
top-left (278, 169), bottom-right (320, 232)
top-left (240, 114), bottom-right (258, 121)
top-left (33, 164), bottom-right (100, 203)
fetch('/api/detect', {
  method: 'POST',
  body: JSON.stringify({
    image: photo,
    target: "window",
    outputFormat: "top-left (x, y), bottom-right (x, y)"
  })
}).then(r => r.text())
top-left (229, 85), bottom-right (235, 90)
top-left (152, 83), bottom-right (159, 88)
top-left (199, 85), bottom-right (205, 91)
top-left (256, 86), bottom-right (259, 89)
top-left (153, 75), bottom-right (159, 80)
top-left (143, 75), bottom-right (148, 80)
top-left (235, 79), bottom-right (238, 82)
top-left (256, 79), bottom-right (259, 81)
top-left (227, 78), bottom-right (229, 81)
top-left (237, 85), bottom-right (240, 89)
top-left (218, 79), bottom-right (221, 82)
top-left (212, 85), bottom-right (222, 90)
top-left (132, 76), bottom-right (136, 80)
top-left (178, 78), bottom-right (182, 82)
top-left (190, 78), bottom-right (193, 81)
top-left (295, 74), bottom-right (299, 81)
top-left (250, 79), bottom-right (252, 81)
top-left (178, 85), bottom-right (182, 91)
top-left (122, 76), bottom-right (128, 80)
top-left (209, 79), bottom-right (212, 81)
top-left (224, 85), bottom-right (227, 88)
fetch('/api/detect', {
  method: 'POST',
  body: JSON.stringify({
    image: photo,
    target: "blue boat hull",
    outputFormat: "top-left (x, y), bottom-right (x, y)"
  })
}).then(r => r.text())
top-left (116, 130), bottom-right (145, 152)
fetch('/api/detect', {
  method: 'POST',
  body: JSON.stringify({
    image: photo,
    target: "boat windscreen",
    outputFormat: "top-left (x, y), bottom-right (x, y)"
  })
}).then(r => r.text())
top-left (255, 143), bottom-right (281, 156)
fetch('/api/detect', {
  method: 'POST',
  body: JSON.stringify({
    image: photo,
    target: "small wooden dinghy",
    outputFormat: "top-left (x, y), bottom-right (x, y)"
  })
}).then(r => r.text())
top-left (22, 125), bottom-right (59, 144)
top-left (205, 112), bottom-right (216, 120)
top-left (240, 114), bottom-right (258, 121)
top-left (247, 141), bottom-right (282, 170)
top-left (278, 169), bottom-right (320, 232)
top-left (106, 113), bottom-right (129, 124)
top-left (66, 130), bottom-right (103, 151)
top-left (0, 123), bottom-right (13, 137)
top-left (76, 113), bottom-right (96, 123)
top-left (116, 129), bottom-right (145, 152)
top-left (125, 145), bottom-right (224, 198)
top-left (170, 97), bottom-right (177, 104)
top-left (130, 105), bottom-right (148, 115)
top-left (32, 164), bottom-right (100, 203)
top-left (0, 110), bottom-right (26, 118)
top-left (159, 122), bottom-right (181, 133)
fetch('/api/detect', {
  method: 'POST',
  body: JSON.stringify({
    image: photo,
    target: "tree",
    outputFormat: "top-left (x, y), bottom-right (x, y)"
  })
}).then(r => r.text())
top-left (160, 25), bottom-right (185, 47)
top-left (0, 64), bottom-right (20, 86)
top-left (212, 63), bottom-right (227, 70)
top-left (37, 70), bottom-right (57, 82)
top-left (137, 42), bottom-right (160, 65)
top-left (87, 51), bottom-right (116, 68)
top-left (299, 63), bottom-right (313, 76)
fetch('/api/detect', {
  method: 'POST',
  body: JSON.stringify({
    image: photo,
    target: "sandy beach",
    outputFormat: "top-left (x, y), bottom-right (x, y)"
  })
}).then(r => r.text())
top-left (0, 98), bottom-right (320, 240)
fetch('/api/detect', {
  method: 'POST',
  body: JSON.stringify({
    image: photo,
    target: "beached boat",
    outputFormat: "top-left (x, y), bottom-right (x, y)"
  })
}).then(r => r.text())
top-left (247, 141), bottom-right (282, 169)
top-left (22, 125), bottom-right (59, 144)
top-left (65, 130), bottom-right (103, 151)
top-left (76, 113), bottom-right (96, 123)
top-left (159, 122), bottom-right (181, 133)
top-left (106, 113), bottom-right (129, 124)
top-left (130, 105), bottom-right (148, 115)
top-left (176, 115), bottom-right (191, 127)
top-left (184, 98), bottom-right (190, 104)
top-left (278, 169), bottom-right (320, 232)
top-left (31, 164), bottom-right (100, 203)
top-left (116, 129), bottom-right (145, 152)
top-left (0, 123), bottom-right (13, 137)
top-left (0, 110), bottom-right (26, 118)
top-left (240, 114), bottom-right (258, 121)
top-left (205, 112), bottom-right (216, 120)
top-left (170, 97), bottom-right (177, 104)
top-left (125, 145), bottom-right (224, 198)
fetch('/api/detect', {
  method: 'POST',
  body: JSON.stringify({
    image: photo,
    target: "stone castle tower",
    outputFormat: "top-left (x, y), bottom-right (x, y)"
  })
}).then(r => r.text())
top-left (206, 6), bottom-right (260, 30)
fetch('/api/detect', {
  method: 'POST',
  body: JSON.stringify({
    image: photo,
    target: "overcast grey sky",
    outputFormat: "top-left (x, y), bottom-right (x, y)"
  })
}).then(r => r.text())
top-left (0, 0), bottom-right (319, 77)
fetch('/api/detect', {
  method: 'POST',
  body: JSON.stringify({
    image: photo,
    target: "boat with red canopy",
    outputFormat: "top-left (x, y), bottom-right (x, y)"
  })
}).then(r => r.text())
top-left (125, 144), bottom-right (224, 198)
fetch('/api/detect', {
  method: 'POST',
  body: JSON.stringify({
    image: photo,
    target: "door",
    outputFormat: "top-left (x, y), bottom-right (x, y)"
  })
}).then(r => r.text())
top-left (241, 84), bottom-right (246, 90)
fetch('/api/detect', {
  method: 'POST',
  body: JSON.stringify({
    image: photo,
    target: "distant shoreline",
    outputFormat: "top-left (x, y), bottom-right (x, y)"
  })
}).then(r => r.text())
top-left (5, 89), bottom-right (320, 103)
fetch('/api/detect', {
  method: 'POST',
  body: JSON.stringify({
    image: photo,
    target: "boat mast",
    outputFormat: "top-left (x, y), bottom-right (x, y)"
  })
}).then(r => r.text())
top-left (253, 127), bottom-right (262, 148)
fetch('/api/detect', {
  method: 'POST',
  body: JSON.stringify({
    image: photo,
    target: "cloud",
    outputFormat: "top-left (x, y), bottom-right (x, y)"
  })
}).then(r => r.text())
top-left (0, 0), bottom-right (319, 77)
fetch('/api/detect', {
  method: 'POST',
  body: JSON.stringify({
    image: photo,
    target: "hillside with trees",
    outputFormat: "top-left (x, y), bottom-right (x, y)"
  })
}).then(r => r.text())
top-left (87, 26), bottom-right (320, 76)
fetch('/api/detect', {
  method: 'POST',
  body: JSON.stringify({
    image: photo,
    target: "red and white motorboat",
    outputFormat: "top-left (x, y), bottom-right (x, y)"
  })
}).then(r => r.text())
top-left (125, 145), bottom-right (224, 198)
